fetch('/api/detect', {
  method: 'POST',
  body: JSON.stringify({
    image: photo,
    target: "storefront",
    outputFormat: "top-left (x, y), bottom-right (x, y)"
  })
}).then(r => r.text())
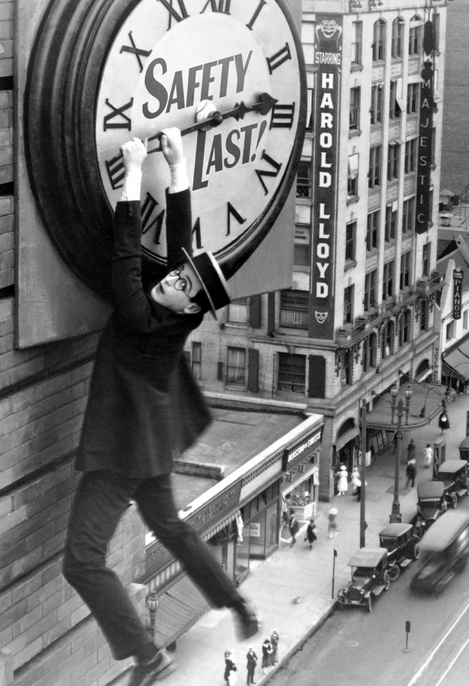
top-left (281, 428), bottom-right (322, 521)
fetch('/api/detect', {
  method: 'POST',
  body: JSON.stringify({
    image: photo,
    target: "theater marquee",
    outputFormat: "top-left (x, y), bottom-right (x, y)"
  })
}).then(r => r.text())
top-left (309, 15), bottom-right (342, 340)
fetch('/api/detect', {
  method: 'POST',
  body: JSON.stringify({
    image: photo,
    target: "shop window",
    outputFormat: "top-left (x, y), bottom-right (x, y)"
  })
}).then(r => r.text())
top-left (278, 353), bottom-right (306, 393)
top-left (349, 87), bottom-right (360, 131)
top-left (368, 146), bottom-right (382, 188)
top-left (372, 19), bottom-right (386, 62)
top-left (191, 342), bottom-right (202, 381)
top-left (227, 298), bottom-right (248, 325)
top-left (226, 347), bottom-right (246, 386)
top-left (296, 162), bottom-right (311, 198)
top-left (280, 289), bottom-right (308, 329)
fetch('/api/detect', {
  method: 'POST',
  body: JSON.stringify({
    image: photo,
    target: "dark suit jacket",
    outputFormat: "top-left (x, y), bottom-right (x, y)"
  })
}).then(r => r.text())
top-left (75, 189), bottom-right (212, 477)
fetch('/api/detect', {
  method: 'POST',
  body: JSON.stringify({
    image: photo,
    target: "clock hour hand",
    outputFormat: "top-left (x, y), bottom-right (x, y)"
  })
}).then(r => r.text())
top-left (147, 92), bottom-right (278, 154)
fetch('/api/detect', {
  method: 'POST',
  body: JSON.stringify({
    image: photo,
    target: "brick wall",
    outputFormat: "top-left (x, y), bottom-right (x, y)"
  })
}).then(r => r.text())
top-left (0, 2), bottom-right (148, 684)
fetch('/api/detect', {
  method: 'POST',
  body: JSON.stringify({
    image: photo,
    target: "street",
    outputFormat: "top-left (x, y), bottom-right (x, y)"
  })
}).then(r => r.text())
top-left (269, 498), bottom-right (469, 686)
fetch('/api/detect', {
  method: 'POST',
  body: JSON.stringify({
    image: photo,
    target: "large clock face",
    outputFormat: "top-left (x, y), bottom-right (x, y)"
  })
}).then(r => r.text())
top-left (25, 0), bottom-right (306, 299)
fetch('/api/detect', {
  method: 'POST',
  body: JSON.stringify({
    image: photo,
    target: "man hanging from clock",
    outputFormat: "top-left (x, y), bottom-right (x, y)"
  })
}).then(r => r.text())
top-left (62, 126), bottom-right (259, 686)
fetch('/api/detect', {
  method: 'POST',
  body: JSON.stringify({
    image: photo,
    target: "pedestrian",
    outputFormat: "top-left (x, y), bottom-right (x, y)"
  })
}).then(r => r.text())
top-left (246, 648), bottom-right (257, 685)
top-left (406, 457), bottom-right (417, 488)
top-left (336, 464), bottom-right (349, 495)
top-left (305, 518), bottom-right (317, 550)
top-left (423, 443), bottom-right (433, 469)
top-left (224, 651), bottom-right (237, 685)
top-left (350, 467), bottom-right (360, 496)
top-left (328, 508), bottom-right (338, 538)
top-left (261, 638), bottom-right (273, 674)
top-left (407, 439), bottom-right (416, 461)
top-left (439, 411), bottom-right (450, 432)
top-left (270, 629), bottom-right (280, 665)
top-left (62, 129), bottom-right (259, 686)
top-left (288, 508), bottom-right (299, 547)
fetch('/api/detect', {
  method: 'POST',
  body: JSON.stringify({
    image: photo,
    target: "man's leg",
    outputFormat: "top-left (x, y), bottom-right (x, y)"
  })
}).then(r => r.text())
top-left (136, 475), bottom-right (259, 639)
top-left (63, 471), bottom-right (154, 660)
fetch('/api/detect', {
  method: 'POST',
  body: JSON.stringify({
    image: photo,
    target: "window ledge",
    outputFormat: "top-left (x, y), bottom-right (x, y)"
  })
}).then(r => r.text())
top-left (351, 64), bottom-right (364, 72)
top-left (346, 194), bottom-right (359, 205)
top-left (345, 259), bottom-right (357, 271)
top-left (349, 129), bottom-right (361, 138)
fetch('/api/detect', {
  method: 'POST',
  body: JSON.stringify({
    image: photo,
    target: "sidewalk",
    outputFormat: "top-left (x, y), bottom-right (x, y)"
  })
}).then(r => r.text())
top-left (138, 393), bottom-right (469, 686)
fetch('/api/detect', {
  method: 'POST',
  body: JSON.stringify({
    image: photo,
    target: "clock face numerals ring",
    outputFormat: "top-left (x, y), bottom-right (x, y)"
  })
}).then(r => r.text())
top-left (25, 0), bottom-right (306, 299)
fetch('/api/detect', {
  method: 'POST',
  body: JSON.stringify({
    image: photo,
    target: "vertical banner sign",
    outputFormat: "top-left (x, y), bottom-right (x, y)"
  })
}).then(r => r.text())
top-left (453, 268), bottom-right (463, 319)
top-left (416, 21), bottom-right (434, 234)
top-left (309, 15), bottom-right (342, 340)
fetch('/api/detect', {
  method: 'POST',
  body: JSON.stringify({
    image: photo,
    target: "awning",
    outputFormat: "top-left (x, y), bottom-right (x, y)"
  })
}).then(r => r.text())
top-left (443, 336), bottom-right (469, 381)
top-left (153, 574), bottom-right (210, 648)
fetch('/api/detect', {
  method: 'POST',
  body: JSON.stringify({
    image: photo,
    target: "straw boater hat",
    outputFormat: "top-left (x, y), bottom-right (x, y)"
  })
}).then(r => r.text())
top-left (181, 247), bottom-right (230, 317)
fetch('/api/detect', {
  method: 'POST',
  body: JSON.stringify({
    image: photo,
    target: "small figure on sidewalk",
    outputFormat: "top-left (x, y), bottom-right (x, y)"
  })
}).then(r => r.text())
top-left (350, 467), bottom-right (361, 498)
top-left (423, 443), bottom-right (433, 469)
top-left (288, 509), bottom-right (299, 547)
top-left (407, 439), bottom-right (416, 461)
top-left (224, 650), bottom-right (238, 685)
top-left (270, 629), bottom-right (280, 666)
top-left (328, 508), bottom-right (338, 538)
top-left (406, 457), bottom-right (417, 488)
top-left (261, 638), bottom-right (273, 674)
top-left (336, 465), bottom-right (349, 496)
top-left (246, 648), bottom-right (257, 685)
top-left (439, 411), bottom-right (450, 432)
top-left (305, 518), bottom-right (317, 550)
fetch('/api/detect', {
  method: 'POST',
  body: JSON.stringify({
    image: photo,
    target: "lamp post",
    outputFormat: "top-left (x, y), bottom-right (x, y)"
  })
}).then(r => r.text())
top-left (389, 383), bottom-right (414, 523)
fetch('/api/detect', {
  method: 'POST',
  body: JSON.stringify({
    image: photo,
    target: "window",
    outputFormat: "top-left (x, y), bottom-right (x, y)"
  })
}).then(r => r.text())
top-left (391, 17), bottom-right (404, 58)
top-left (407, 83), bottom-right (419, 114)
top-left (226, 347), bottom-right (246, 386)
top-left (400, 252), bottom-right (411, 290)
top-left (280, 290), bottom-right (308, 329)
top-left (352, 21), bottom-right (362, 66)
top-left (348, 154), bottom-right (359, 198)
top-left (404, 139), bottom-right (417, 174)
top-left (372, 19), bottom-right (386, 62)
top-left (364, 270), bottom-right (377, 311)
top-left (382, 261), bottom-right (394, 300)
top-left (369, 146), bottom-right (382, 188)
top-left (409, 16), bottom-right (422, 55)
top-left (381, 321), bottom-right (394, 359)
top-left (343, 285), bottom-right (354, 325)
top-left (402, 197), bottom-right (415, 233)
top-left (385, 203), bottom-right (397, 241)
top-left (370, 84), bottom-right (383, 125)
top-left (296, 161), bottom-right (311, 198)
top-left (341, 349), bottom-right (354, 387)
top-left (294, 225), bottom-right (311, 267)
top-left (278, 353), bottom-right (305, 393)
top-left (366, 210), bottom-right (379, 251)
top-left (306, 87), bottom-right (314, 132)
top-left (463, 309), bottom-right (468, 330)
top-left (434, 13), bottom-right (440, 53)
top-left (191, 342), bottom-right (202, 381)
top-left (389, 80), bottom-right (402, 120)
top-left (227, 298), bottom-right (248, 324)
top-left (363, 333), bottom-right (376, 372)
top-left (349, 87), bottom-right (360, 131)
top-left (387, 143), bottom-right (399, 181)
top-left (419, 300), bottom-right (429, 331)
top-left (422, 243), bottom-right (430, 277)
top-left (399, 309), bottom-right (411, 346)
top-left (446, 320), bottom-right (455, 341)
top-left (345, 221), bottom-right (356, 262)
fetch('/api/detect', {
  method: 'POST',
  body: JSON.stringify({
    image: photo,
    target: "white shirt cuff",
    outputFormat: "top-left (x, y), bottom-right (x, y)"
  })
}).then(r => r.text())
top-left (121, 170), bottom-right (142, 202)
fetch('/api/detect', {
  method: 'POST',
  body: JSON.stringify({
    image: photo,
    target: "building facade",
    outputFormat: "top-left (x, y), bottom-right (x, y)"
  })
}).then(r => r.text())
top-left (187, 0), bottom-right (448, 500)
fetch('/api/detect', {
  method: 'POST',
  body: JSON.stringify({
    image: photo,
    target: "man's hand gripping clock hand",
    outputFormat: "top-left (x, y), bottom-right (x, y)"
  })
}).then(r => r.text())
top-left (119, 137), bottom-right (147, 202)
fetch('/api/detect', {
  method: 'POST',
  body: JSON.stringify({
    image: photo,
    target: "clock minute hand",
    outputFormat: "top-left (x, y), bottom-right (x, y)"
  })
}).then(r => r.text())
top-left (147, 92), bottom-right (278, 154)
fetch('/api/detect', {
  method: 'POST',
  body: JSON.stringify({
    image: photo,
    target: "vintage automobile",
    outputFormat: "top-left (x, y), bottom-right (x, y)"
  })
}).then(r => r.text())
top-left (337, 547), bottom-right (390, 612)
top-left (411, 510), bottom-right (469, 595)
top-left (416, 481), bottom-right (447, 528)
top-left (436, 459), bottom-right (469, 508)
top-left (378, 523), bottom-right (421, 581)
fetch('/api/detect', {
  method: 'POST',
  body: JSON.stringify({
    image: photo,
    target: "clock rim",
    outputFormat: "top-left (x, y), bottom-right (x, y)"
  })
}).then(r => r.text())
top-left (24, 0), bottom-right (306, 300)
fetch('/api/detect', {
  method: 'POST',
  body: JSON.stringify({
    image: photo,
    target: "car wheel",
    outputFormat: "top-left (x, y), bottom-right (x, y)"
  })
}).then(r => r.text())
top-left (413, 543), bottom-right (421, 560)
top-left (384, 572), bottom-right (391, 591)
top-left (388, 565), bottom-right (401, 581)
top-left (452, 494), bottom-right (458, 509)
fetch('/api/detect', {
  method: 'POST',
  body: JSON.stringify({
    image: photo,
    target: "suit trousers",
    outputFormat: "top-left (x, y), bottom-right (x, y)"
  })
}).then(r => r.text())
top-left (63, 470), bottom-right (243, 659)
